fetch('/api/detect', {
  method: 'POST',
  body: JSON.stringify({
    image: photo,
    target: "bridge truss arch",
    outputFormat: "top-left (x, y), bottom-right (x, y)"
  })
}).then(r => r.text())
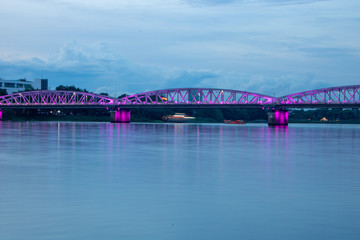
top-left (119, 88), bottom-right (277, 106)
top-left (0, 90), bottom-right (116, 107)
top-left (277, 85), bottom-right (360, 106)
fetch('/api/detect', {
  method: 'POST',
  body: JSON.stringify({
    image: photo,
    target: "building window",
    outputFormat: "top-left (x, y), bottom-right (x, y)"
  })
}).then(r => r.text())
top-left (5, 83), bottom-right (15, 88)
top-left (0, 83), bottom-right (2, 87)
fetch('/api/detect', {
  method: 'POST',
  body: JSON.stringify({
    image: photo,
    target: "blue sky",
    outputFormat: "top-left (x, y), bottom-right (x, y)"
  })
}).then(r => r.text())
top-left (0, 0), bottom-right (359, 97)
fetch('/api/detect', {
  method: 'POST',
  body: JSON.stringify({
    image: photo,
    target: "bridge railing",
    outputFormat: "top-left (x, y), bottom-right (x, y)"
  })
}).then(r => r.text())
top-left (277, 85), bottom-right (360, 105)
top-left (118, 88), bottom-right (277, 105)
top-left (1, 85), bottom-right (359, 108)
top-left (0, 91), bottom-right (115, 106)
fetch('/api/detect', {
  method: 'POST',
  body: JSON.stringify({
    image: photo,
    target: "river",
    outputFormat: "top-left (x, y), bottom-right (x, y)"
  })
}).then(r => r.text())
top-left (0, 122), bottom-right (359, 240)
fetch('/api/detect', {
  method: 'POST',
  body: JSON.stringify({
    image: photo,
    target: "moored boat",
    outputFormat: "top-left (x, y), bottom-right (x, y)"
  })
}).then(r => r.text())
top-left (224, 120), bottom-right (245, 124)
top-left (162, 113), bottom-right (195, 123)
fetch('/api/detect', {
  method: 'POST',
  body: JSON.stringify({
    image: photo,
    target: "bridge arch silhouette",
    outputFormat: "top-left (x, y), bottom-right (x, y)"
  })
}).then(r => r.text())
top-left (0, 85), bottom-right (359, 125)
top-left (0, 90), bottom-right (115, 107)
top-left (277, 85), bottom-right (360, 107)
top-left (118, 88), bottom-right (277, 106)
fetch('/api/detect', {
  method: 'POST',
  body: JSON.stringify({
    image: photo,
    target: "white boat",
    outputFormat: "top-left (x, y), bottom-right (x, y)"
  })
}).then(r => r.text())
top-left (162, 113), bottom-right (195, 123)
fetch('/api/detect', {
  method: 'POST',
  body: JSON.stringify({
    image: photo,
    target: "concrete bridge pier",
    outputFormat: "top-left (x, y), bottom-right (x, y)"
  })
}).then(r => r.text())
top-left (268, 109), bottom-right (288, 126)
top-left (110, 109), bottom-right (131, 123)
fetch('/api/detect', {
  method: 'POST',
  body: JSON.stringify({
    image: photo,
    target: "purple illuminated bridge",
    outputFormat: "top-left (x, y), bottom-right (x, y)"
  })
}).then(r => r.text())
top-left (0, 85), bottom-right (359, 125)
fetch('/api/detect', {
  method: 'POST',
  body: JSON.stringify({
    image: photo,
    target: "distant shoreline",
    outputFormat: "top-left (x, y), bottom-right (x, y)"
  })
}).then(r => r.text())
top-left (289, 120), bottom-right (360, 124)
top-left (2, 115), bottom-right (360, 124)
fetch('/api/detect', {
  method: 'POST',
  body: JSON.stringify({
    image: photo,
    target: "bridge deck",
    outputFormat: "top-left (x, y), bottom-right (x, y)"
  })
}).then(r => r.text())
top-left (1, 103), bottom-right (359, 110)
top-left (0, 85), bottom-right (359, 109)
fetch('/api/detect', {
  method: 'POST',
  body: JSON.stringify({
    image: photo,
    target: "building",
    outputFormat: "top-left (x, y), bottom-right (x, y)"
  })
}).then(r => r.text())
top-left (0, 78), bottom-right (48, 94)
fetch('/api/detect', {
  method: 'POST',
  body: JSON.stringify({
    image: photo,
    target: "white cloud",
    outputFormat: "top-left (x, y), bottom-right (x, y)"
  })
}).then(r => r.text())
top-left (1, 42), bottom-right (357, 97)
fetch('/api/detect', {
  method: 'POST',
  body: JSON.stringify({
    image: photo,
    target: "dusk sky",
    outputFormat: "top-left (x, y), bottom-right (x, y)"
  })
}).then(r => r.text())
top-left (0, 0), bottom-right (359, 96)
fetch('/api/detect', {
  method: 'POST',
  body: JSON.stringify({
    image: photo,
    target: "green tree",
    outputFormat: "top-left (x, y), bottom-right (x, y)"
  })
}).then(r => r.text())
top-left (56, 85), bottom-right (88, 92)
top-left (118, 94), bottom-right (129, 99)
top-left (196, 109), bottom-right (224, 122)
top-left (0, 88), bottom-right (8, 96)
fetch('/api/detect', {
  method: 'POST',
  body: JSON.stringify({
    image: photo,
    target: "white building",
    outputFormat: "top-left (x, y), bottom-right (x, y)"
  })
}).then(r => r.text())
top-left (0, 78), bottom-right (48, 94)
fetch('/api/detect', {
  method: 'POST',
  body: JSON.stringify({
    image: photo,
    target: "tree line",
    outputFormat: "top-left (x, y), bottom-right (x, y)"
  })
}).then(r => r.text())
top-left (290, 109), bottom-right (360, 121)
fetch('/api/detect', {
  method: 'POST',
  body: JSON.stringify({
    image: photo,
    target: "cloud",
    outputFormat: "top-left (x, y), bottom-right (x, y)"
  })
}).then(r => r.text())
top-left (184, 0), bottom-right (328, 6)
top-left (0, 42), bottom-right (224, 96)
top-left (254, 0), bottom-right (330, 6)
top-left (1, 41), bottom-right (353, 98)
top-left (184, 0), bottom-right (237, 6)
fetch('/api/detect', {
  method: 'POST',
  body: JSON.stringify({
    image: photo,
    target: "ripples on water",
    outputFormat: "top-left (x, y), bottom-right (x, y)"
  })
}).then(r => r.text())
top-left (0, 122), bottom-right (359, 240)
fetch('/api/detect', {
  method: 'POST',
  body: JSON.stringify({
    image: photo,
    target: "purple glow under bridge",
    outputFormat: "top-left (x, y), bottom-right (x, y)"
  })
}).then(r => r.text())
top-left (0, 85), bottom-right (359, 109)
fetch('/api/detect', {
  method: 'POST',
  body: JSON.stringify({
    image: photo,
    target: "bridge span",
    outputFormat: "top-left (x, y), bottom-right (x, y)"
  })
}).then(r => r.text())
top-left (0, 85), bottom-right (359, 125)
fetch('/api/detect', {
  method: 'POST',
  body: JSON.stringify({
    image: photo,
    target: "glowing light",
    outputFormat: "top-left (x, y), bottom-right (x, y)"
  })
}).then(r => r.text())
top-left (269, 110), bottom-right (289, 125)
top-left (113, 109), bottom-right (131, 123)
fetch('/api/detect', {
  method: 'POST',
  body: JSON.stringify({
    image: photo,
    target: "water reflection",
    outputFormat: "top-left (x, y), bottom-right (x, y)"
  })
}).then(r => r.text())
top-left (0, 122), bottom-right (359, 240)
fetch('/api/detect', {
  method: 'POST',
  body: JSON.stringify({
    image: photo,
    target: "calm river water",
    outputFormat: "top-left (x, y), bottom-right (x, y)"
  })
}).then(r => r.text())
top-left (0, 122), bottom-right (359, 240)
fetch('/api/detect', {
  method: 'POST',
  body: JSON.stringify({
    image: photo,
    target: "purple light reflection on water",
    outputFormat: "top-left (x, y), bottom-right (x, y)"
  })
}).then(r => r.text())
top-left (0, 122), bottom-right (360, 239)
top-left (273, 110), bottom-right (288, 125)
top-left (113, 109), bottom-right (131, 123)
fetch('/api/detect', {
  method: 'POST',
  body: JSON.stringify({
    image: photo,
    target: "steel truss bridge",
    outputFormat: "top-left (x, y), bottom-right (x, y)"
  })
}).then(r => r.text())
top-left (0, 85), bottom-right (359, 109)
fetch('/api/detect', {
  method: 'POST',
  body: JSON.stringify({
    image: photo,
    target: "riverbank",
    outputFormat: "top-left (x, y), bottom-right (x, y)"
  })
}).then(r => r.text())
top-left (2, 115), bottom-right (360, 124)
top-left (1, 115), bottom-right (222, 123)
top-left (289, 120), bottom-right (360, 124)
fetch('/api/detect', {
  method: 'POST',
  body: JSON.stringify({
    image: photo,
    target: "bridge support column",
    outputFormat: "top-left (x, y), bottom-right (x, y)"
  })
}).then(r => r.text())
top-left (110, 109), bottom-right (131, 123)
top-left (268, 109), bottom-right (288, 126)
